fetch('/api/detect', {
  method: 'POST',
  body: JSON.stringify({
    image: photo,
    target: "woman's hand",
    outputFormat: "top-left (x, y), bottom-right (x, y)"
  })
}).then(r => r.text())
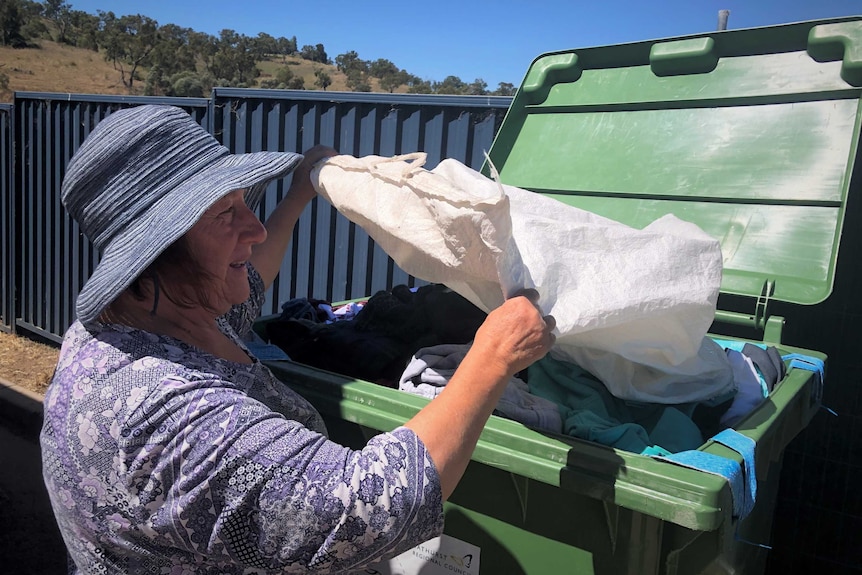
top-left (287, 145), bottom-right (337, 205)
top-left (471, 289), bottom-right (556, 378)
top-left (404, 289), bottom-right (555, 500)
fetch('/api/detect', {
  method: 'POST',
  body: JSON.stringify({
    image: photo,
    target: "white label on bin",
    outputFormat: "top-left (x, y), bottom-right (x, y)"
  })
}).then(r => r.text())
top-left (363, 534), bottom-right (481, 575)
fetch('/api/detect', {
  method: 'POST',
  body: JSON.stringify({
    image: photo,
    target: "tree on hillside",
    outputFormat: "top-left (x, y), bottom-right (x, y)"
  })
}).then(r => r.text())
top-left (20, 0), bottom-right (48, 42)
top-left (434, 75), bottom-right (467, 95)
top-left (274, 66), bottom-right (295, 85)
top-left (0, 0), bottom-right (27, 47)
top-left (338, 55), bottom-right (409, 92)
top-left (335, 51), bottom-right (366, 75)
top-left (20, 0), bottom-right (43, 21)
top-left (170, 72), bottom-right (206, 97)
top-left (209, 29), bottom-right (260, 87)
top-left (188, 30), bottom-right (217, 71)
top-left (313, 67), bottom-right (331, 91)
top-left (379, 69), bottom-right (409, 93)
top-left (262, 65), bottom-right (290, 88)
top-left (67, 9), bottom-right (99, 50)
top-left (15, 0), bottom-right (45, 39)
top-left (259, 65), bottom-right (305, 90)
top-left (492, 82), bottom-right (516, 96)
top-left (42, 0), bottom-right (71, 43)
top-left (314, 43), bottom-right (329, 64)
top-left (368, 58), bottom-right (399, 80)
top-left (168, 70), bottom-right (213, 97)
top-left (144, 24), bottom-right (201, 96)
top-left (251, 31), bottom-right (277, 60)
top-left (345, 69), bottom-right (371, 92)
top-left (300, 43), bottom-right (328, 64)
top-left (287, 76), bottom-right (305, 89)
top-left (275, 35), bottom-right (296, 62)
top-left (98, 11), bottom-right (159, 89)
top-left (20, 17), bottom-right (48, 42)
top-left (149, 24), bottom-right (197, 77)
top-left (406, 75), bottom-right (433, 94)
top-left (143, 64), bottom-right (169, 95)
top-left (466, 78), bottom-right (487, 95)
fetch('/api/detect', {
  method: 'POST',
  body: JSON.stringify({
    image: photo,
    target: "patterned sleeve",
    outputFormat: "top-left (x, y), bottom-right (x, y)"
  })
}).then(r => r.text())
top-left (128, 381), bottom-right (444, 573)
top-left (221, 263), bottom-right (267, 337)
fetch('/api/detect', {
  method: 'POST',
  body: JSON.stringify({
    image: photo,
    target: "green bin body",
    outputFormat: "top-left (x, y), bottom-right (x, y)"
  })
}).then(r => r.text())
top-left (265, 16), bottom-right (862, 574)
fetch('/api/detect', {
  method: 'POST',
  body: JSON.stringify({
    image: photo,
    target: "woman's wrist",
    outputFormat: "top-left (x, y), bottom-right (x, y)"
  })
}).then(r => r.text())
top-left (286, 174), bottom-right (316, 206)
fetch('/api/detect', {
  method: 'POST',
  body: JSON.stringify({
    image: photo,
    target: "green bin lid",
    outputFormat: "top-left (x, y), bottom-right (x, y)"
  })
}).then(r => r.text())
top-left (486, 16), bottom-right (862, 306)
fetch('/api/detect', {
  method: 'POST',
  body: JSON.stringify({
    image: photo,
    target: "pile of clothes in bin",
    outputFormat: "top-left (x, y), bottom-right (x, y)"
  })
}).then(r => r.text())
top-left (265, 284), bottom-right (486, 388)
top-left (261, 283), bottom-right (785, 457)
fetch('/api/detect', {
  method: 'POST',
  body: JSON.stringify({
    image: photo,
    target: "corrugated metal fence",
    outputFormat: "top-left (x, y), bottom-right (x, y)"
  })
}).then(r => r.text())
top-left (3, 89), bottom-right (512, 342)
top-left (1, 103), bottom-right (13, 334)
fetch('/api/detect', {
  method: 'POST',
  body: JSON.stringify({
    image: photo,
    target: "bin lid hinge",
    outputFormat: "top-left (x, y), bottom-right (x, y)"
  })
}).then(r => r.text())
top-left (753, 279), bottom-right (774, 331)
top-left (714, 279), bottom-right (785, 343)
top-left (756, 279), bottom-right (786, 344)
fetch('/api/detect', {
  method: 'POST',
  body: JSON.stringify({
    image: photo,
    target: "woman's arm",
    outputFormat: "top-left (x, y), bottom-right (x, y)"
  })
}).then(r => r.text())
top-left (145, 294), bottom-right (552, 571)
top-left (250, 145), bottom-right (337, 290)
top-left (405, 290), bottom-right (555, 500)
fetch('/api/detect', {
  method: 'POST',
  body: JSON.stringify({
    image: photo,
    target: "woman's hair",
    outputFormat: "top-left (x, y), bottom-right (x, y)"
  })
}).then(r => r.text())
top-left (125, 235), bottom-right (222, 315)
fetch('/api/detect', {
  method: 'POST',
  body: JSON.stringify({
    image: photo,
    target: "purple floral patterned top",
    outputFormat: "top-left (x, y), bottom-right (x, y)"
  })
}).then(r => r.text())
top-left (40, 264), bottom-right (444, 574)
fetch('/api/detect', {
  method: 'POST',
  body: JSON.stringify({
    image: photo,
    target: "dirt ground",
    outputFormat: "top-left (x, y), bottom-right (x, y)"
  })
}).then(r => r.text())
top-left (0, 330), bottom-right (59, 395)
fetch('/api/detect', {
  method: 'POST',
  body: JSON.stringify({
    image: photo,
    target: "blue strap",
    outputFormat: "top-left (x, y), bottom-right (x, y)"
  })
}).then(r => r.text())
top-left (712, 429), bottom-right (757, 519)
top-left (653, 429), bottom-right (757, 520)
top-left (781, 353), bottom-right (825, 382)
top-left (781, 353), bottom-right (825, 404)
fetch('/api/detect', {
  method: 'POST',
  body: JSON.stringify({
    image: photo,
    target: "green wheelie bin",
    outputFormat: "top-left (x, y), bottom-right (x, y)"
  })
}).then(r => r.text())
top-left (263, 15), bottom-right (861, 574)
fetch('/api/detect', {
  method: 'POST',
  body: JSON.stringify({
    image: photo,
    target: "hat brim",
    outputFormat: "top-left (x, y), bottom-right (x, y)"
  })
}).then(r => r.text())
top-left (76, 150), bottom-right (303, 325)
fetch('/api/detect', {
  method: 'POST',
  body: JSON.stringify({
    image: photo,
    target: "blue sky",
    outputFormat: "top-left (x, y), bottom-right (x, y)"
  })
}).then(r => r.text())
top-left (66, 0), bottom-right (861, 88)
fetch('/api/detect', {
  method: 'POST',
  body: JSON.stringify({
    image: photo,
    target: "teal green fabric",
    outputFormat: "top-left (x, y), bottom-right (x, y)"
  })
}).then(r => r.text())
top-left (528, 355), bottom-right (708, 454)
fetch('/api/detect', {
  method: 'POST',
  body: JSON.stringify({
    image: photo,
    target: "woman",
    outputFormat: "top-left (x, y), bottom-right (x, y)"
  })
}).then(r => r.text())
top-left (41, 105), bottom-right (555, 574)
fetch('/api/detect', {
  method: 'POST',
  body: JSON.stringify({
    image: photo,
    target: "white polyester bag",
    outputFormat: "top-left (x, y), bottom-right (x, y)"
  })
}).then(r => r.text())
top-left (311, 153), bottom-right (734, 404)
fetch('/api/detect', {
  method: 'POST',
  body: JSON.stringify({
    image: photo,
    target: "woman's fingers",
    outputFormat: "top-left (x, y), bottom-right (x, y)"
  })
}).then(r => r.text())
top-left (472, 293), bottom-right (556, 376)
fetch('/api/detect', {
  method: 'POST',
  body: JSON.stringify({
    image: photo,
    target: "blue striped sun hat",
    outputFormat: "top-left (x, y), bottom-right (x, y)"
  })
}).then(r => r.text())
top-left (61, 104), bottom-right (303, 326)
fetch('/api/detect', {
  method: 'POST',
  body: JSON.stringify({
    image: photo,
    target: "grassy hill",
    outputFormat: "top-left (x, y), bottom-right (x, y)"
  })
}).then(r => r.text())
top-left (0, 40), bottom-right (403, 104)
top-left (255, 56), bottom-right (407, 93)
top-left (1, 41), bottom-right (130, 102)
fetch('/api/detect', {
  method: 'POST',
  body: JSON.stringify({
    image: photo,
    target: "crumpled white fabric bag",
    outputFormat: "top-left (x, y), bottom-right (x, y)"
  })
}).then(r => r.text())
top-left (311, 152), bottom-right (734, 404)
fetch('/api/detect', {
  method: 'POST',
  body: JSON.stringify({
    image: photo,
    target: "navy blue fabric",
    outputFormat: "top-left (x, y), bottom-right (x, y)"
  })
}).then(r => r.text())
top-left (741, 343), bottom-right (785, 391)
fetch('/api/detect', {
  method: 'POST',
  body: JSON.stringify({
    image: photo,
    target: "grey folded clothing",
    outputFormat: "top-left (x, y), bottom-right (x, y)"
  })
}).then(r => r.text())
top-left (399, 343), bottom-right (563, 434)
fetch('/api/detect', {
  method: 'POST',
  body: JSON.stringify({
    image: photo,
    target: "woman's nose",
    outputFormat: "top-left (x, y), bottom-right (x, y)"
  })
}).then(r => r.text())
top-left (238, 204), bottom-right (267, 244)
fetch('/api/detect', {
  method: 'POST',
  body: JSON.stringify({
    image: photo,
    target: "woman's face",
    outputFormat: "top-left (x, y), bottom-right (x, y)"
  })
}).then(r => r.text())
top-left (183, 189), bottom-right (267, 313)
